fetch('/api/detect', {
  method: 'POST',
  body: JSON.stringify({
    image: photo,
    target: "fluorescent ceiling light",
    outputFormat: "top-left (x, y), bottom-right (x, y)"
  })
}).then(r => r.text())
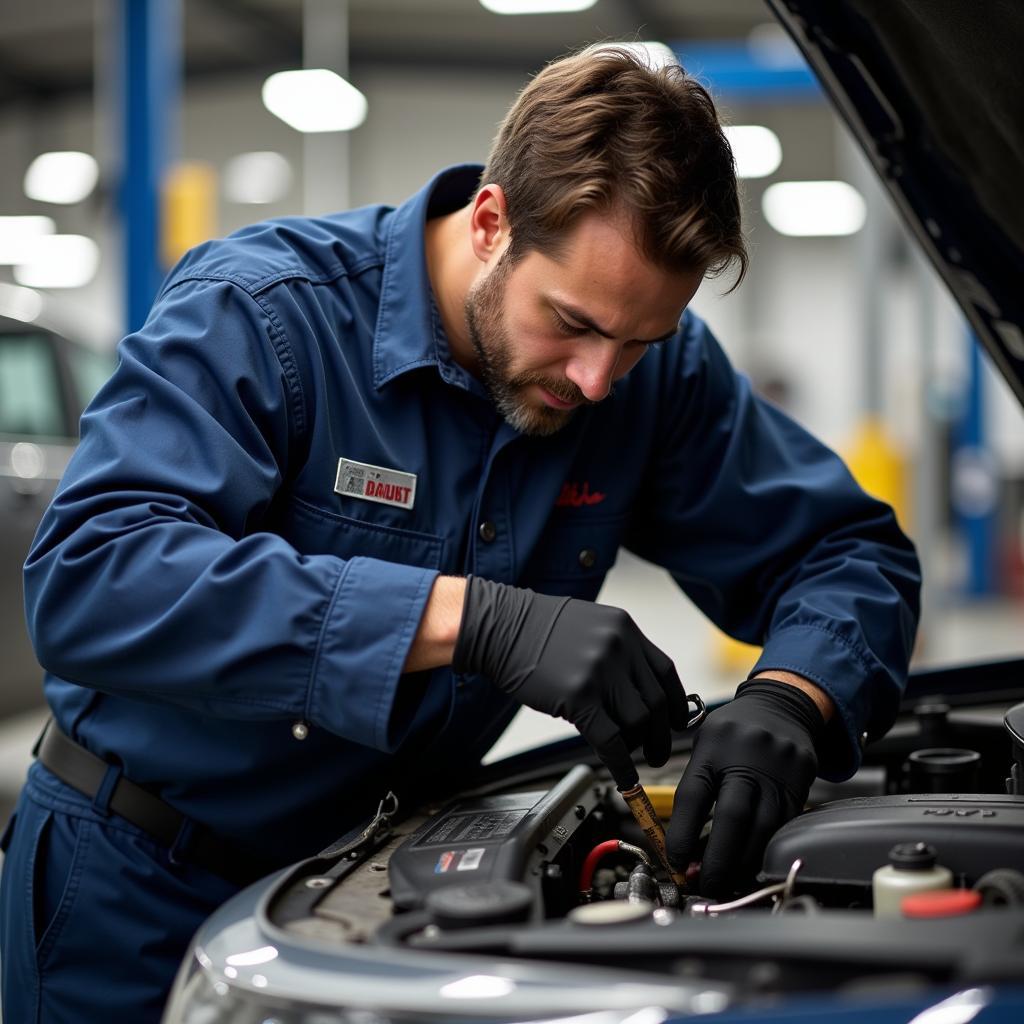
top-left (223, 151), bottom-right (293, 204)
top-left (24, 151), bottom-right (99, 204)
top-left (262, 69), bottom-right (367, 133)
top-left (480, 0), bottom-right (597, 13)
top-left (0, 282), bottom-right (44, 323)
top-left (0, 216), bottom-right (56, 264)
top-left (762, 180), bottom-right (866, 237)
top-left (724, 125), bottom-right (782, 179)
top-left (602, 41), bottom-right (678, 69)
top-left (14, 234), bottom-right (100, 289)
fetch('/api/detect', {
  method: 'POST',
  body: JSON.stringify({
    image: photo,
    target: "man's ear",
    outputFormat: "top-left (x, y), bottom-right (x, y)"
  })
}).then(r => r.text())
top-left (469, 184), bottom-right (510, 264)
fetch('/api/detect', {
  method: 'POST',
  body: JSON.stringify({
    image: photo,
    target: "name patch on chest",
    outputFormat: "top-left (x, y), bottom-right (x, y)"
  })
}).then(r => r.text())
top-left (335, 458), bottom-right (417, 510)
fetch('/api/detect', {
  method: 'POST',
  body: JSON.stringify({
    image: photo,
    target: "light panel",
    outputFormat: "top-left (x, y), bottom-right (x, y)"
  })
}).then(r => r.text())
top-left (480, 0), bottom-right (597, 12)
top-left (24, 151), bottom-right (99, 204)
top-left (0, 216), bottom-right (56, 265)
top-left (14, 235), bottom-right (100, 289)
top-left (223, 152), bottom-right (293, 204)
top-left (724, 125), bottom-right (782, 179)
top-left (603, 41), bottom-right (678, 69)
top-left (762, 180), bottom-right (866, 237)
top-left (262, 69), bottom-right (367, 133)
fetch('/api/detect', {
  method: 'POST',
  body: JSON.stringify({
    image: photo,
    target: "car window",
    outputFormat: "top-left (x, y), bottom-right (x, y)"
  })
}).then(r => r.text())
top-left (0, 331), bottom-right (67, 438)
top-left (67, 343), bottom-right (116, 412)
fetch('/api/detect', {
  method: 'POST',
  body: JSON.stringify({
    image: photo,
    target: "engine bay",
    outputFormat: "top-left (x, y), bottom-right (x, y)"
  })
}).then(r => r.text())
top-left (262, 687), bottom-right (1024, 999)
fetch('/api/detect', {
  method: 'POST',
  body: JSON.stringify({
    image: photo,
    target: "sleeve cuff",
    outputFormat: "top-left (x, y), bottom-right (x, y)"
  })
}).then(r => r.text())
top-left (308, 556), bottom-right (440, 751)
top-left (750, 623), bottom-right (900, 782)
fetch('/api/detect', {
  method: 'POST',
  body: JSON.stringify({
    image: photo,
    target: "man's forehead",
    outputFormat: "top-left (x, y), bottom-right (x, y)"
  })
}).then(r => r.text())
top-left (537, 215), bottom-right (697, 291)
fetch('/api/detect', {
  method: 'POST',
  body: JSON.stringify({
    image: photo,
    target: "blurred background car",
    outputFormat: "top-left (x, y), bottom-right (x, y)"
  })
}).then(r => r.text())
top-left (0, 289), bottom-right (114, 819)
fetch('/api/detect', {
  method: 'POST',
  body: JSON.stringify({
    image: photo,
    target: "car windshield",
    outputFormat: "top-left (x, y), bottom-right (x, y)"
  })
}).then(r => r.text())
top-left (0, 331), bottom-right (67, 439)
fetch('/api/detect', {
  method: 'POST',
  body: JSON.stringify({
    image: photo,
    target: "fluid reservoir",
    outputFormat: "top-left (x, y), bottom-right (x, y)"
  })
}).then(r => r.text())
top-left (872, 842), bottom-right (953, 917)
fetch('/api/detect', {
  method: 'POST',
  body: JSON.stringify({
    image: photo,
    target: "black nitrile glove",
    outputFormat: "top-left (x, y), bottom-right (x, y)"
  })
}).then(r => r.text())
top-left (453, 575), bottom-right (689, 788)
top-left (666, 679), bottom-right (826, 899)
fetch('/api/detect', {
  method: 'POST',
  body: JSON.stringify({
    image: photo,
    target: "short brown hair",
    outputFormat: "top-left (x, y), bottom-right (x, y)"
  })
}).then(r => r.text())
top-left (483, 44), bottom-right (747, 287)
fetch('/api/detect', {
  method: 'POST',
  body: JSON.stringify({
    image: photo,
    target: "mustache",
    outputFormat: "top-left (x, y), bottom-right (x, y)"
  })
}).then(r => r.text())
top-left (509, 373), bottom-right (596, 406)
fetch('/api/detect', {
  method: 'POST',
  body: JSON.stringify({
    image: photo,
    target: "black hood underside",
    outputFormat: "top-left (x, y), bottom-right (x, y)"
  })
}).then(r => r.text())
top-left (767, 0), bottom-right (1024, 403)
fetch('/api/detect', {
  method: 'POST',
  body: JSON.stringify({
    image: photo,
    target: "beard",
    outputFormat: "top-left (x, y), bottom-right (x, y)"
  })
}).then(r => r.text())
top-left (463, 253), bottom-right (591, 437)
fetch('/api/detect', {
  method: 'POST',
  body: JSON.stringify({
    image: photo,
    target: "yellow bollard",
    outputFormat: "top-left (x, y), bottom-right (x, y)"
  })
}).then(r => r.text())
top-left (843, 415), bottom-right (910, 530)
top-left (162, 161), bottom-right (217, 269)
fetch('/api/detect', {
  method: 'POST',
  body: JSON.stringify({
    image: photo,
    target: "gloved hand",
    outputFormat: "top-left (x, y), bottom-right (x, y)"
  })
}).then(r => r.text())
top-left (453, 575), bottom-right (689, 788)
top-left (666, 679), bottom-right (825, 899)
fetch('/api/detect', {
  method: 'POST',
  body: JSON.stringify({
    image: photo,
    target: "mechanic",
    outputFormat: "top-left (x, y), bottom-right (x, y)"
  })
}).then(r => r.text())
top-left (0, 45), bottom-right (920, 1021)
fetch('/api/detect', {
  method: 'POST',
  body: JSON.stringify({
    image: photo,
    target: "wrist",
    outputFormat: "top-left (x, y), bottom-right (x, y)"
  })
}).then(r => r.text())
top-left (403, 575), bottom-right (467, 673)
top-left (750, 670), bottom-right (834, 722)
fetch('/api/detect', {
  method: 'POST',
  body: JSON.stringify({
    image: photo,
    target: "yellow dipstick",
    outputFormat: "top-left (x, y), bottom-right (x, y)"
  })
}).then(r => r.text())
top-left (619, 783), bottom-right (687, 888)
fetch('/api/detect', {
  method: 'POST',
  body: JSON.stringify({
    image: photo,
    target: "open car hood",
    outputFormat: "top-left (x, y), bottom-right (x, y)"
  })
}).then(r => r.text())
top-left (767, 0), bottom-right (1024, 404)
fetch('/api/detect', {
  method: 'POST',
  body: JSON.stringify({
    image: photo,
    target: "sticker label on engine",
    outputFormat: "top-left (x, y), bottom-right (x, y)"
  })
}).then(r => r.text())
top-left (418, 808), bottom-right (528, 848)
top-left (434, 848), bottom-right (486, 873)
top-left (457, 848), bottom-right (484, 871)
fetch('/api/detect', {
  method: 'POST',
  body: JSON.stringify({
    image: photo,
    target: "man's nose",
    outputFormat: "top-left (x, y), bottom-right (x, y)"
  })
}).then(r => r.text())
top-left (564, 342), bottom-right (622, 403)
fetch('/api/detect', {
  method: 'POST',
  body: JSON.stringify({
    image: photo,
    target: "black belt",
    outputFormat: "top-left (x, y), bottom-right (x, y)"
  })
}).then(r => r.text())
top-left (35, 720), bottom-right (278, 887)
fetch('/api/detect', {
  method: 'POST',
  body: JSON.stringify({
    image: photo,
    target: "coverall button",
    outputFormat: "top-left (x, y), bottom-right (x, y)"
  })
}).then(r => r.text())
top-left (478, 520), bottom-right (497, 543)
top-left (578, 547), bottom-right (597, 569)
top-left (292, 721), bottom-right (310, 740)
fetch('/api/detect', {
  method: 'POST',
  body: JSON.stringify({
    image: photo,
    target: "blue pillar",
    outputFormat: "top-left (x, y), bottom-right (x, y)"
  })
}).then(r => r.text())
top-left (951, 333), bottom-right (998, 596)
top-left (118, 0), bottom-right (181, 334)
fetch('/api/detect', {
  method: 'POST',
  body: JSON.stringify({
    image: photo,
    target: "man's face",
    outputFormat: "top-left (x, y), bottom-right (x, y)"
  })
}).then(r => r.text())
top-left (464, 210), bottom-right (704, 436)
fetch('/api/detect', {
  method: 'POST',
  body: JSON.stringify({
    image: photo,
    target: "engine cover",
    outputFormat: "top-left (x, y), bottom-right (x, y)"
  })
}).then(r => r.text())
top-left (761, 793), bottom-right (1024, 896)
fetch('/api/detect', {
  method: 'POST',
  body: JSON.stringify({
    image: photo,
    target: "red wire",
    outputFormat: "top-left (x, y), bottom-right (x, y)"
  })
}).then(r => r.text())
top-left (579, 839), bottom-right (623, 893)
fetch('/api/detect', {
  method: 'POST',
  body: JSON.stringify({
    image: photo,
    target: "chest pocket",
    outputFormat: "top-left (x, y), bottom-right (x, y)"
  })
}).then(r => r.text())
top-left (283, 497), bottom-right (444, 571)
top-left (520, 514), bottom-right (625, 600)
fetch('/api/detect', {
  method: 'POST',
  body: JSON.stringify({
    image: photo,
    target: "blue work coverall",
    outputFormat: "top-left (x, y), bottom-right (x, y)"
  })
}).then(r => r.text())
top-left (0, 164), bottom-right (920, 1021)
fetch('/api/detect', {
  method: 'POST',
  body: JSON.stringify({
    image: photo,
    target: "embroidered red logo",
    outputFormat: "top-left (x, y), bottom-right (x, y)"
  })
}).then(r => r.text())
top-left (555, 481), bottom-right (606, 508)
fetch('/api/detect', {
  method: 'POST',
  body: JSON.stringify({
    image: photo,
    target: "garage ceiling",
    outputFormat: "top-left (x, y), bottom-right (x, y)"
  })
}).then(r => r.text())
top-left (0, 0), bottom-right (770, 108)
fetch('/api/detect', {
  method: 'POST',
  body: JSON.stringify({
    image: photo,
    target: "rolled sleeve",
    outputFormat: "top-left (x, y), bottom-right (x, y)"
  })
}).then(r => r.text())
top-left (309, 557), bottom-right (440, 751)
top-left (752, 623), bottom-right (898, 781)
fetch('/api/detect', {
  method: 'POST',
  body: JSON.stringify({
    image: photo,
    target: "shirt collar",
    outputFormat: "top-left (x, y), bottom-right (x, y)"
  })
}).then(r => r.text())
top-left (372, 164), bottom-right (483, 391)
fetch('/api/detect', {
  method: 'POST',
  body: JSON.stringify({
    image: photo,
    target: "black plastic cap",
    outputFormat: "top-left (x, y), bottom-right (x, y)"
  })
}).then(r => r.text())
top-left (888, 841), bottom-right (938, 870)
top-left (425, 880), bottom-right (534, 930)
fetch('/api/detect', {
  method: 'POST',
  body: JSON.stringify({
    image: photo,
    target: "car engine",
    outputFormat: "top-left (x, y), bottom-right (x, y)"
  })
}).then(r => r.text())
top-left (258, 691), bottom-right (1024, 999)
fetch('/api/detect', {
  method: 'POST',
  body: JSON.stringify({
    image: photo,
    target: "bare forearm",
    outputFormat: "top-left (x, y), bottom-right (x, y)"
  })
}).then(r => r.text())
top-left (403, 575), bottom-right (467, 673)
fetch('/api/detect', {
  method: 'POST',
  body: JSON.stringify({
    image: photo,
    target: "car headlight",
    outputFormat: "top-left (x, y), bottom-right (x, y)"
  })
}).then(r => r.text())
top-left (163, 951), bottom-right (393, 1024)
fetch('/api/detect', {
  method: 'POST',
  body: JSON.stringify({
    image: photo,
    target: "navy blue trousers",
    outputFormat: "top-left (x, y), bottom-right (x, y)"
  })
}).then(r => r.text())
top-left (0, 762), bottom-right (239, 1023)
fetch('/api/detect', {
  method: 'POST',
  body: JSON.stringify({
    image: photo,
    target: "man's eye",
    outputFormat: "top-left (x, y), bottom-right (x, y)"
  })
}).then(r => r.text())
top-left (553, 312), bottom-right (589, 337)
